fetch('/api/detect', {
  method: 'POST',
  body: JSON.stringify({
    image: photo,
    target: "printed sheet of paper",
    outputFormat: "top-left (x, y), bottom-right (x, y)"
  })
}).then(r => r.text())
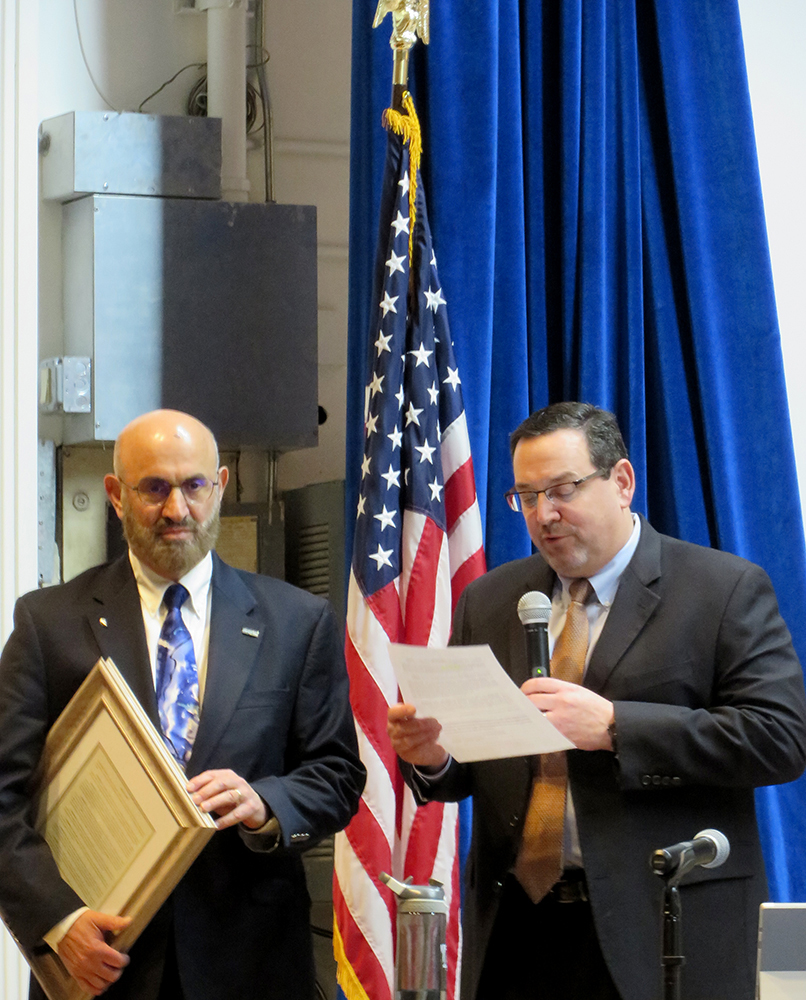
top-left (389, 644), bottom-right (574, 762)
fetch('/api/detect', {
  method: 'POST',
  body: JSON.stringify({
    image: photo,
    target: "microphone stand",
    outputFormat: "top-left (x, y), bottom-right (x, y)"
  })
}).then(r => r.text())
top-left (651, 831), bottom-right (729, 1000)
top-left (659, 878), bottom-right (684, 1000)
top-left (652, 849), bottom-right (694, 1000)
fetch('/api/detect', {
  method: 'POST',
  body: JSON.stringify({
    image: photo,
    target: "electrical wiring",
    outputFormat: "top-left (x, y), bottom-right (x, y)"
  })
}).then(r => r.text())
top-left (139, 52), bottom-right (267, 118)
top-left (138, 61), bottom-right (207, 114)
top-left (185, 75), bottom-right (260, 134)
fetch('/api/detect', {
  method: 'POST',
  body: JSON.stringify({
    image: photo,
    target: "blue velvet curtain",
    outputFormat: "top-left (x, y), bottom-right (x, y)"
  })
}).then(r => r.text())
top-left (347, 0), bottom-right (806, 900)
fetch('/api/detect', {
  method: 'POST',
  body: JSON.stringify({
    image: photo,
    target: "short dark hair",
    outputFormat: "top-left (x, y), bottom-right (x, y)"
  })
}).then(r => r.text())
top-left (509, 402), bottom-right (628, 471)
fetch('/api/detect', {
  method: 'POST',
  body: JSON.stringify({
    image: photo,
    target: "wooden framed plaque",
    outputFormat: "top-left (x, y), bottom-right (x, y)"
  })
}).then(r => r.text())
top-left (26, 657), bottom-right (216, 1000)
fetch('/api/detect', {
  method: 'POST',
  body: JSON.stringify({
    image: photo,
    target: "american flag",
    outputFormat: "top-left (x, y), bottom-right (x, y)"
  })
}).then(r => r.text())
top-left (333, 94), bottom-right (485, 1000)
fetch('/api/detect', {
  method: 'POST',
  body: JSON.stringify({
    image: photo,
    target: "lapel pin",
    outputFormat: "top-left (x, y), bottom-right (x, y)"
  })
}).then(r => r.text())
top-left (241, 627), bottom-right (260, 638)
top-left (99, 617), bottom-right (108, 628)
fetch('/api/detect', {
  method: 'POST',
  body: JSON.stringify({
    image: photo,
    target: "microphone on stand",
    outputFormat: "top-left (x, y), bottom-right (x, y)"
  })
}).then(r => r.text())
top-left (517, 591), bottom-right (552, 678)
top-left (651, 829), bottom-right (730, 880)
top-left (652, 829), bottom-right (730, 1000)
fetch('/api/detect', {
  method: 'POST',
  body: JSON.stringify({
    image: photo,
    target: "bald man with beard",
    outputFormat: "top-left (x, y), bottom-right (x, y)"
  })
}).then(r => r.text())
top-left (0, 410), bottom-right (365, 1000)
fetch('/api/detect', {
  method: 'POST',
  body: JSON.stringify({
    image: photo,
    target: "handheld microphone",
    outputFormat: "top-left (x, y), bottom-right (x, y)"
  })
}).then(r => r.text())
top-left (650, 829), bottom-right (730, 880)
top-left (517, 591), bottom-right (552, 678)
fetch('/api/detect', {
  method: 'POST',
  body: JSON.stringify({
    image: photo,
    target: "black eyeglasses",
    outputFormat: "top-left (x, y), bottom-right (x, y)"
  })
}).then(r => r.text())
top-left (504, 469), bottom-right (609, 512)
top-left (119, 476), bottom-right (219, 506)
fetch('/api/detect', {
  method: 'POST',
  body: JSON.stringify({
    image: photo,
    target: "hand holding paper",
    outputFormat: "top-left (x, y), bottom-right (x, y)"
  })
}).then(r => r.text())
top-left (388, 644), bottom-right (574, 763)
top-left (387, 703), bottom-right (449, 769)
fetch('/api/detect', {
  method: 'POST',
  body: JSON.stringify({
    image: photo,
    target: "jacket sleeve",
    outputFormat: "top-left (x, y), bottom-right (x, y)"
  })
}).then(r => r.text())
top-left (612, 561), bottom-right (806, 791)
top-left (247, 600), bottom-right (366, 852)
top-left (0, 598), bottom-right (86, 949)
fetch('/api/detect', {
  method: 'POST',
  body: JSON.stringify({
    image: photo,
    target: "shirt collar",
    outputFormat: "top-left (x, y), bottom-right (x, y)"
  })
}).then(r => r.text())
top-left (128, 549), bottom-right (214, 620)
top-left (558, 512), bottom-right (641, 607)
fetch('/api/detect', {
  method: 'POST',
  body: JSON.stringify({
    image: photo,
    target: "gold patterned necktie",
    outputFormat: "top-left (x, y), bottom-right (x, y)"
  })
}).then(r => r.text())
top-left (514, 578), bottom-right (594, 903)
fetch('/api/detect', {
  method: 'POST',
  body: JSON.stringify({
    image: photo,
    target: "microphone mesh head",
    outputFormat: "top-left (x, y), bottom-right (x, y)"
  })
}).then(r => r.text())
top-left (517, 591), bottom-right (552, 626)
top-left (695, 828), bottom-right (730, 868)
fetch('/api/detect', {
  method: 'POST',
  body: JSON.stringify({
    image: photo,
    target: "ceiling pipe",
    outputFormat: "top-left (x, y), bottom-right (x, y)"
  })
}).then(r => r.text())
top-left (197, 0), bottom-right (250, 202)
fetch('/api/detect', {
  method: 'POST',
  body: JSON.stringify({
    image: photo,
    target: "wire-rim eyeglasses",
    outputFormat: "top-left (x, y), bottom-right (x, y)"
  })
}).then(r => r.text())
top-left (504, 468), bottom-right (609, 513)
top-left (118, 476), bottom-right (219, 506)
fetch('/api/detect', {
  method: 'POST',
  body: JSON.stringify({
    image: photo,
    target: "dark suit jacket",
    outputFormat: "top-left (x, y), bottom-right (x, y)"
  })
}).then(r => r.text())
top-left (0, 553), bottom-right (365, 1000)
top-left (405, 518), bottom-right (806, 1000)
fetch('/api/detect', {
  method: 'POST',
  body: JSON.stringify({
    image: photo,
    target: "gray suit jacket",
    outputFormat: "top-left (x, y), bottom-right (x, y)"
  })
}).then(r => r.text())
top-left (0, 553), bottom-right (365, 1000)
top-left (405, 517), bottom-right (806, 1000)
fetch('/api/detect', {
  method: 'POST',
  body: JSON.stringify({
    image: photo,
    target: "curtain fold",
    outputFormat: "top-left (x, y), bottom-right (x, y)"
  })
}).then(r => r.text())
top-left (349, 0), bottom-right (806, 900)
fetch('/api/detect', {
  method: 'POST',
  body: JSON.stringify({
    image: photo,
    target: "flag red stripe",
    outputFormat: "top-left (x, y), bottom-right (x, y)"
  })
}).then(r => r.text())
top-left (345, 634), bottom-right (397, 776)
top-left (343, 797), bottom-right (397, 925)
top-left (333, 876), bottom-right (392, 1000)
top-left (365, 580), bottom-right (404, 642)
top-left (444, 456), bottom-right (479, 531)
top-left (403, 800), bottom-right (444, 882)
top-left (403, 518), bottom-right (442, 645)
top-left (450, 546), bottom-right (487, 615)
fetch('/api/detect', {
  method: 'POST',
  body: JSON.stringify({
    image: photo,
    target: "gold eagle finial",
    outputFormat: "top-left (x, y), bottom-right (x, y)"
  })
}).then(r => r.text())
top-left (373, 0), bottom-right (430, 89)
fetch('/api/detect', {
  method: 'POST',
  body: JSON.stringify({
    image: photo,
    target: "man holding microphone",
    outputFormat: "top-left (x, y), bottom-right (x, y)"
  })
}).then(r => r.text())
top-left (389, 401), bottom-right (806, 1000)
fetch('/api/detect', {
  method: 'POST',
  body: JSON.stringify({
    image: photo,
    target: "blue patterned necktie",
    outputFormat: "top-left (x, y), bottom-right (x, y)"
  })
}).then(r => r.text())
top-left (156, 583), bottom-right (200, 767)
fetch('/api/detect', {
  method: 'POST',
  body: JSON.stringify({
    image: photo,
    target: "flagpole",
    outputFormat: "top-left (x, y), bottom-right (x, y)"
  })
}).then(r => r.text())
top-left (334, 7), bottom-right (485, 999)
top-left (372, 0), bottom-right (430, 110)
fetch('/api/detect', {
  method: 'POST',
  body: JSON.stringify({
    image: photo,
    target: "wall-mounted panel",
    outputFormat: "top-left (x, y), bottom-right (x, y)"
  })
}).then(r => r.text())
top-left (62, 195), bottom-right (318, 450)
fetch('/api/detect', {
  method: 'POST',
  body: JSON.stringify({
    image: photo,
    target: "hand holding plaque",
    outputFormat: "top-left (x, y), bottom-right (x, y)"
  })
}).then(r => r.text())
top-left (25, 657), bottom-right (216, 1000)
top-left (57, 911), bottom-right (132, 997)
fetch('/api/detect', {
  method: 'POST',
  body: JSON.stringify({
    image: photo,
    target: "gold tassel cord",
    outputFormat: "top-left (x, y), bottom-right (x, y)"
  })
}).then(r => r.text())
top-left (383, 92), bottom-right (422, 265)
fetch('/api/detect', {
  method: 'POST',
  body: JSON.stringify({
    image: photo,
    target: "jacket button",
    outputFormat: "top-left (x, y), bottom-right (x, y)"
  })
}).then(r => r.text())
top-left (661, 776), bottom-right (671, 786)
top-left (509, 815), bottom-right (519, 827)
top-left (652, 775), bottom-right (661, 785)
top-left (641, 774), bottom-right (651, 786)
top-left (672, 776), bottom-right (681, 786)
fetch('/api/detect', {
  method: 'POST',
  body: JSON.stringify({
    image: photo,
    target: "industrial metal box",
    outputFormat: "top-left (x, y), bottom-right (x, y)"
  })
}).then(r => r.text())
top-left (40, 112), bottom-right (222, 202)
top-left (62, 194), bottom-right (318, 450)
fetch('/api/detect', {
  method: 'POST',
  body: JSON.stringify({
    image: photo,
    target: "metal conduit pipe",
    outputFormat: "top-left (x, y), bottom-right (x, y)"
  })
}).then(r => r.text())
top-left (198, 0), bottom-right (250, 202)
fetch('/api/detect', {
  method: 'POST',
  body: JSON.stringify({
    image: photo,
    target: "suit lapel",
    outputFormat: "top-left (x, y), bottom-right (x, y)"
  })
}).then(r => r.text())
top-left (85, 556), bottom-right (160, 727)
top-left (188, 555), bottom-right (265, 774)
top-left (585, 516), bottom-right (662, 693)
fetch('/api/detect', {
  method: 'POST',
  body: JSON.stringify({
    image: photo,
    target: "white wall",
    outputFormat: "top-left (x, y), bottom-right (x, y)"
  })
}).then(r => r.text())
top-left (265, 0), bottom-right (351, 490)
top-left (739, 0), bottom-right (806, 516)
top-left (1, 5), bottom-right (44, 998)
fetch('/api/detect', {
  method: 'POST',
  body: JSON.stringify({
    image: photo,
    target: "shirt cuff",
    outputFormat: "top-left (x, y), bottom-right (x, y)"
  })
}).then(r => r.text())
top-left (413, 756), bottom-right (452, 781)
top-left (241, 814), bottom-right (281, 843)
top-left (43, 907), bottom-right (89, 952)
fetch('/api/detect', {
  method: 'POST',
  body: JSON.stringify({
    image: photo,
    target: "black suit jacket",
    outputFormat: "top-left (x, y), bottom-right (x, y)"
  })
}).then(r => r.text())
top-left (0, 553), bottom-right (365, 1000)
top-left (405, 518), bottom-right (806, 1000)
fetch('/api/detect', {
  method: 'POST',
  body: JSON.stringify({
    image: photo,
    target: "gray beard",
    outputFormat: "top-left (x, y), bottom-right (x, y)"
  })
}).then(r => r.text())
top-left (121, 503), bottom-right (221, 579)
